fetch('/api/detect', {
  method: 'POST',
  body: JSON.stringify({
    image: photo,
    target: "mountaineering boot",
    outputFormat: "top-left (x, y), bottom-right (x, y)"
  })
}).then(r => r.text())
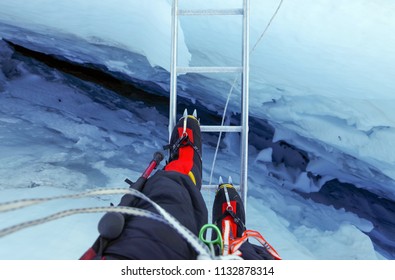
top-left (212, 182), bottom-right (246, 242)
top-left (212, 182), bottom-right (282, 260)
top-left (164, 110), bottom-right (202, 189)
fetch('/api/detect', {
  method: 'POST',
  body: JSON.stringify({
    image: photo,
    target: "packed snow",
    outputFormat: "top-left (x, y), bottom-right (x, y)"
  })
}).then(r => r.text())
top-left (0, 0), bottom-right (394, 259)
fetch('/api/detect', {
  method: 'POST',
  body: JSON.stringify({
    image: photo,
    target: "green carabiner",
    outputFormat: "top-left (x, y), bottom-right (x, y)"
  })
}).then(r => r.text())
top-left (199, 224), bottom-right (223, 253)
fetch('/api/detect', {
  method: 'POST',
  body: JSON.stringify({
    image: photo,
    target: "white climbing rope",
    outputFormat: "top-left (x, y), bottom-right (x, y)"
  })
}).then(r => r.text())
top-left (0, 187), bottom-right (213, 259)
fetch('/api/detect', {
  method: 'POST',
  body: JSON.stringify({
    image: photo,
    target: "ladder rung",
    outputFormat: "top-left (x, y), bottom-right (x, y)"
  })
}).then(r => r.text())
top-left (202, 184), bottom-right (241, 190)
top-left (177, 66), bottom-right (243, 74)
top-left (178, 9), bottom-right (244, 16)
top-left (202, 184), bottom-right (218, 190)
top-left (200, 125), bottom-right (242, 133)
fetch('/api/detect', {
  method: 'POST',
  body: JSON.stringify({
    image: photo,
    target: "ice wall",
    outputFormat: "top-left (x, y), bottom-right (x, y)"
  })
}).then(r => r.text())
top-left (1, 0), bottom-right (395, 198)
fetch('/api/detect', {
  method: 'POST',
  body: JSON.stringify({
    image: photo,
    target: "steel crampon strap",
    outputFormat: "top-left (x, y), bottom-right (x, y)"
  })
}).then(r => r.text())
top-left (0, 187), bottom-right (213, 259)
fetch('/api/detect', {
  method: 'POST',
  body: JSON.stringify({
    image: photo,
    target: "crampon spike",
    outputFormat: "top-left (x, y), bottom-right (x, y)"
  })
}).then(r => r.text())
top-left (219, 176), bottom-right (224, 185)
top-left (183, 109), bottom-right (188, 118)
top-left (193, 109), bottom-right (197, 118)
top-left (228, 176), bottom-right (233, 185)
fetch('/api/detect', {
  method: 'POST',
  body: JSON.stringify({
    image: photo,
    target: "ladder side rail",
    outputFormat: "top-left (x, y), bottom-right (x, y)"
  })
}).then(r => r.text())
top-left (240, 0), bottom-right (250, 206)
top-left (169, 0), bottom-right (179, 140)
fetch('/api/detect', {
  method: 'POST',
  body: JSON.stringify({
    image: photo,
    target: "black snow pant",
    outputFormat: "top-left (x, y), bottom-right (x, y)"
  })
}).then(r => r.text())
top-left (102, 169), bottom-right (208, 260)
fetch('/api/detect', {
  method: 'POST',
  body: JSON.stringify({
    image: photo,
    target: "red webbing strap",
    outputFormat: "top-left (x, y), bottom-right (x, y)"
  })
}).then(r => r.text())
top-left (230, 230), bottom-right (282, 260)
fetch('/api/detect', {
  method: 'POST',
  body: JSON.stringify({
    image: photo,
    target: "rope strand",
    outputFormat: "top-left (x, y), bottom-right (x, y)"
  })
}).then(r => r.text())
top-left (0, 187), bottom-right (212, 258)
top-left (251, 0), bottom-right (284, 53)
top-left (208, 0), bottom-right (284, 187)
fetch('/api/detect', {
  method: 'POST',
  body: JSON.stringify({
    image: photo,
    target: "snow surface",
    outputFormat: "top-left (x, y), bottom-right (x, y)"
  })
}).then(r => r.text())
top-left (0, 0), bottom-right (394, 259)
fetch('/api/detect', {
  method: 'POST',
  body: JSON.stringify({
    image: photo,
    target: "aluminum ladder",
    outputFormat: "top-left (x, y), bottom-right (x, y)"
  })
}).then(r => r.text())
top-left (169, 0), bottom-right (250, 205)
